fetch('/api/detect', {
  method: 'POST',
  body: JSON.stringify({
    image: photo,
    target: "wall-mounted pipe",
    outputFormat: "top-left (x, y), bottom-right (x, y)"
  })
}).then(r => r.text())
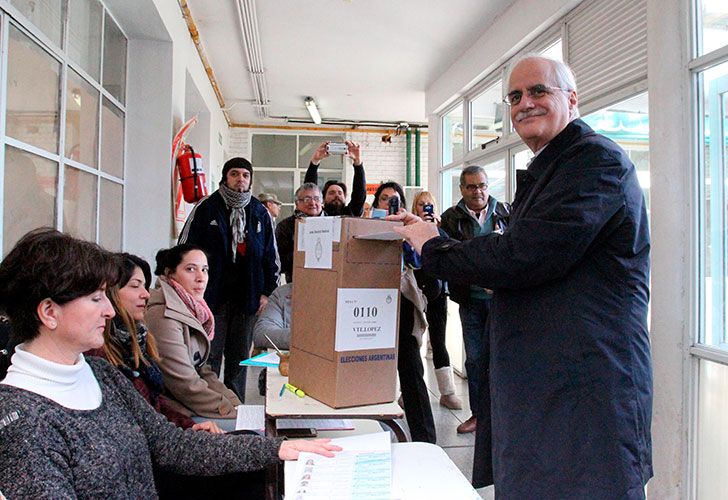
top-left (415, 128), bottom-right (421, 187)
top-left (406, 129), bottom-right (412, 186)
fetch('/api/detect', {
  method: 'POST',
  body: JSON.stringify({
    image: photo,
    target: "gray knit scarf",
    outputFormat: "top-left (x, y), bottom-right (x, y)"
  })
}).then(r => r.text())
top-left (218, 182), bottom-right (251, 262)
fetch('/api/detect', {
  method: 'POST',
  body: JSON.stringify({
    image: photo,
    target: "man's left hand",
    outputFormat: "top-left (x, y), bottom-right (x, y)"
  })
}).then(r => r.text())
top-left (345, 141), bottom-right (362, 165)
top-left (257, 295), bottom-right (269, 315)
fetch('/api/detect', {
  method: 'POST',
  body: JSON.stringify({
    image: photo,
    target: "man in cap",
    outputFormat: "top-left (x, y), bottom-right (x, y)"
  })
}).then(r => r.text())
top-left (258, 192), bottom-right (282, 226)
top-left (179, 157), bottom-right (279, 400)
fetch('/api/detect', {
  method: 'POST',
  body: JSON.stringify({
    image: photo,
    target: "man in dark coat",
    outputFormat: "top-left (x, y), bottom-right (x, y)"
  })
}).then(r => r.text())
top-left (440, 165), bottom-right (509, 435)
top-left (393, 55), bottom-right (652, 498)
top-left (178, 157), bottom-right (279, 400)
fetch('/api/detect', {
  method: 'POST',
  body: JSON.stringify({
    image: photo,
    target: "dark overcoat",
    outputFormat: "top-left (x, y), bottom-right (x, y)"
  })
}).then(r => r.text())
top-left (421, 119), bottom-right (652, 499)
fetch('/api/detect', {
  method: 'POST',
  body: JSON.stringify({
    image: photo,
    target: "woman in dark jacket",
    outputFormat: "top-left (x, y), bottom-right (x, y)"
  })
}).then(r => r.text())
top-left (373, 182), bottom-right (436, 443)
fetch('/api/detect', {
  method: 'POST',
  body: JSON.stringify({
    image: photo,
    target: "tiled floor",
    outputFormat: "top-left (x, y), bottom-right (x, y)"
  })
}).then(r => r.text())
top-left (243, 354), bottom-right (495, 499)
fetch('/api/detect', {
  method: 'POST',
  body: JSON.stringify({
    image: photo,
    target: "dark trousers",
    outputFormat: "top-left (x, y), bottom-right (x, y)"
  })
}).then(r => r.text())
top-left (398, 297), bottom-right (436, 444)
top-left (472, 334), bottom-right (494, 488)
top-left (424, 294), bottom-right (450, 369)
top-left (458, 297), bottom-right (491, 412)
top-left (210, 303), bottom-right (257, 402)
top-left (155, 464), bottom-right (265, 499)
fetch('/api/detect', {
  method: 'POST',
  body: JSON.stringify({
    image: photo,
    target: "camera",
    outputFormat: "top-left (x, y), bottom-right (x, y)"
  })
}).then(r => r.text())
top-left (388, 197), bottom-right (400, 215)
top-left (326, 142), bottom-right (348, 155)
top-left (423, 203), bottom-right (434, 221)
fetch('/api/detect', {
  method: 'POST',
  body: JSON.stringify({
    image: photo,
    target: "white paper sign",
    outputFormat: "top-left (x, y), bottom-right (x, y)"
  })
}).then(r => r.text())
top-left (335, 288), bottom-right (398, 352)
top-left (303, 217), bottom-right (334, 269)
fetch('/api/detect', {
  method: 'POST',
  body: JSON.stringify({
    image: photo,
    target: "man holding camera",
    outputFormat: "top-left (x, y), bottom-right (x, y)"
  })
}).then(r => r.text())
top-left (304, 140), bottom-right (366, 217)
top-left (440, 165), bottom-right (509, 435)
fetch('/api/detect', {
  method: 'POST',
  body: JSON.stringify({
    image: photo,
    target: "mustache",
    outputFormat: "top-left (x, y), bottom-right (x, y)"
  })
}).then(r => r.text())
top-left (515, 108), bottom-right (547, 122)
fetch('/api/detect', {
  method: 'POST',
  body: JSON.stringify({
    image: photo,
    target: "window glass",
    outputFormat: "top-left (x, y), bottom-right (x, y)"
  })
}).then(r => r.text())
top-left (582, 93), bottom-right (650, 212)
top-left (298, 135), bottom-right (345, 169)
top-left (63, 165), bottom-right (97, 240)
top-left (10, 0), bottom-right (65, 47)
top-left (512, 148), bottom-right (534, 171)
top-left (541, 39), bottom-right (563, 61)
top-left (98, 179), bottom-right (122, 250)
top-left (697, 359), bottom-right (728, 498)
top-left (440, 167), bottom-right (463, 210)
top-left (67, 0), bottom-right (102, 80)
top-left (299, 171), bottom-right (342, 193)
top-left (442, 105), bottom-right (464, 165)
top-left (3, 146), bottom-right (57, 256)
top-left (480, 158), bottom-right (507, 204)
top-left (255, 170), bottom-right (295, 204)
top-left (102, 13), bottom-right (127, 104)
top-left (699, 60), bottom-right (728, 348)
top-left (6, 25), bottom-right (61, 153)
top-left (252, 135), bottom-right (296, 168)
top-left (100, 97), bottom-right (124, 178)
top-left (698, 0), bottom-right (728, 56)
top-left (470, 82), bottom-right (503, 151)
top-left (65, 68), bottom-right (100, 168)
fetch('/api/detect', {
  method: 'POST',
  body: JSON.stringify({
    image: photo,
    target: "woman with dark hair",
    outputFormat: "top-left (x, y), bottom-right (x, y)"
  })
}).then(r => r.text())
top-left (373, 182), bottom-right (437, 443)
top-left (86, 253), bottom-right (221, 432)
top-left (145, 244), bottom-right (239, 431)
top-left (0, 228), bottom-right (339, 498)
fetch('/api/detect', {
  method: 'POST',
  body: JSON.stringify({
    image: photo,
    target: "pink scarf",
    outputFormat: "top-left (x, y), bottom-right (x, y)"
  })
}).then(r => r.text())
top-left (161, 276), bottom-right (215, 340)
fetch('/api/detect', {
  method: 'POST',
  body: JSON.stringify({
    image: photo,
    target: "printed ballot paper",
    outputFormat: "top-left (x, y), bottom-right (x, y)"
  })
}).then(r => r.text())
top-left (289, 432), bottom-right (392, 500)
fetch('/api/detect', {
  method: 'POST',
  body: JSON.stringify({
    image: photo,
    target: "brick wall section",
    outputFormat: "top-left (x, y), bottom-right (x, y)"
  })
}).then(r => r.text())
top-left (228, 127), bottom-right (429, 190)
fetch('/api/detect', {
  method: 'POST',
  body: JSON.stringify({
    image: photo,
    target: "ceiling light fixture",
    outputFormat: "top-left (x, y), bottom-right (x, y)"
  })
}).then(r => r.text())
top-left (304, 97), bottom-right (322, 124)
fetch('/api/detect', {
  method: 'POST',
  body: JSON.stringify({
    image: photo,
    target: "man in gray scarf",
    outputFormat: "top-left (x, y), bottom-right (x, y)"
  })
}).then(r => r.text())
top-left (178, 157), bottom-right (279, 400)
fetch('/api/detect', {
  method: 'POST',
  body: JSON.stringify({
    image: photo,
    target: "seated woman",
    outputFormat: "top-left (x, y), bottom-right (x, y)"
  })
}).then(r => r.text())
top-left (0, 228), bottom-right (339, 498)
top-left (145, 244), bottom-right (239, 431)
top-left (86, 253), bottom-right (220, 432)
top-left (373, 182), bottom-right (436, 444)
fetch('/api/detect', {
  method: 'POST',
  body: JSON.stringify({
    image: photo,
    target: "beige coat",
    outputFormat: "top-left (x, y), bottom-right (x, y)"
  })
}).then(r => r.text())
top-left (145, 280), bottom-right (241, 419)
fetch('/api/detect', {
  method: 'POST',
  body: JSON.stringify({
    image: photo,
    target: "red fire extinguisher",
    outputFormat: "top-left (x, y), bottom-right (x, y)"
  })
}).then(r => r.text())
top-left (176, 145), bottom-right (208, 203)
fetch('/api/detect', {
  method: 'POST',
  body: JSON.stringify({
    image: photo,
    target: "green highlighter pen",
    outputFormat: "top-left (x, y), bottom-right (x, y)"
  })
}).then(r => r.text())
top-left (285, 383), bottom-right (305, 398)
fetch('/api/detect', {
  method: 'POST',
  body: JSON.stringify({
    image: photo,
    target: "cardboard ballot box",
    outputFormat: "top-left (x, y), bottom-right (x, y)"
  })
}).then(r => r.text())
top-left (288, 216), bottom-right (403, 408)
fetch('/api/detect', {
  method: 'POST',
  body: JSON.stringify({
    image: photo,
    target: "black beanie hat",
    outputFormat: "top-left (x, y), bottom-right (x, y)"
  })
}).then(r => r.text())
top-left (221, 157), bottom-right (253, 183)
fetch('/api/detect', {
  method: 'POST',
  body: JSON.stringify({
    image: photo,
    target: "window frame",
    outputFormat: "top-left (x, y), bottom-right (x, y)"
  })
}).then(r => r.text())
top-left (0, 0), bottom-right (129, 252)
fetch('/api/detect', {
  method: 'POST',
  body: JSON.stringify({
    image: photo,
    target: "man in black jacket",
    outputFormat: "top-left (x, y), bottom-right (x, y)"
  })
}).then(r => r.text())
top-left (304, 140), bottom-right (366, 217)
top-left (393, 55), bottom-right (652, 498)
top-left (440, 165), bottom-right (509, 435)
top-left (178, 157), bottom-right (279, 400)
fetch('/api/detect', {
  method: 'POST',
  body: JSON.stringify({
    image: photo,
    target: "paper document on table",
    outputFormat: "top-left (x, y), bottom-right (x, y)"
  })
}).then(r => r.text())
top-left (289, 432), bottom-right (392, 500)
top-left (276, 418), bottom-right (354, 431)
top-left (239, 351), bottom-right (280, 367)
top-left (235, 404), bottom-right (265, 432)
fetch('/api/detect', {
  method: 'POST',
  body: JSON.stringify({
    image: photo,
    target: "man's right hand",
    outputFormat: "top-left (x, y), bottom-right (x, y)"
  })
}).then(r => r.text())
top-left (311, 142), bottom-right (330, 165)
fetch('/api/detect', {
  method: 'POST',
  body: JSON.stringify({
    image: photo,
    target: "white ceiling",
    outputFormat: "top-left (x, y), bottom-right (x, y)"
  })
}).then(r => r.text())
top-left (186, 0), bottom-right (514, 126)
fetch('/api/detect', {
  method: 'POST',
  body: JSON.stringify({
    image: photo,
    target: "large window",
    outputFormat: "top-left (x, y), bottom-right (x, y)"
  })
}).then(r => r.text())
top-left (0, 0), bottom-right (127, 254)
top-left (251, 133), bottom-right (345, 220)
top-left (693, 0), bottom-right (728, 497)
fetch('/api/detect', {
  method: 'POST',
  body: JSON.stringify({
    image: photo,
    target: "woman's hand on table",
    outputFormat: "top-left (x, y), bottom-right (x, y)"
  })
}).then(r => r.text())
top-left (191, 421), bottom-right (224, 434)
top-left (278, 439), bottom-right (343, 460)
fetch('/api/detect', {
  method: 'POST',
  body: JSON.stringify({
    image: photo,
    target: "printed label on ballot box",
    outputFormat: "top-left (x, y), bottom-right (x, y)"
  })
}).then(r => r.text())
top-left (335, 288), bottom-right (398, 352)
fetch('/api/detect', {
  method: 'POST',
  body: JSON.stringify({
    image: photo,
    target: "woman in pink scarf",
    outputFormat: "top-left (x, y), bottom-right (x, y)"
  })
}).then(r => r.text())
top-left (145, 244), bottom-right (241, 431)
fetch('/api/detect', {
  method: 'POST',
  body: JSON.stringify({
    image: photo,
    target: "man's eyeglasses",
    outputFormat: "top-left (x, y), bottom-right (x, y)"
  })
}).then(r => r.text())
top-left (462, 182), bottom-right (489, 192)
top-left (297, 196), bottom-right (321, 203)
top-left (503, 84), bottom-right (571, 106)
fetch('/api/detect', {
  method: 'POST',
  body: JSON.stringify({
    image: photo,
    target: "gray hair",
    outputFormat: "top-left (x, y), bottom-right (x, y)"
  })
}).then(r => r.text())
top-left (295, 182), bottom-right (321, 198)
top-left (506, 53), bottom-right (580, 118)
top-left (460, 165), bottom-right (488, 186)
